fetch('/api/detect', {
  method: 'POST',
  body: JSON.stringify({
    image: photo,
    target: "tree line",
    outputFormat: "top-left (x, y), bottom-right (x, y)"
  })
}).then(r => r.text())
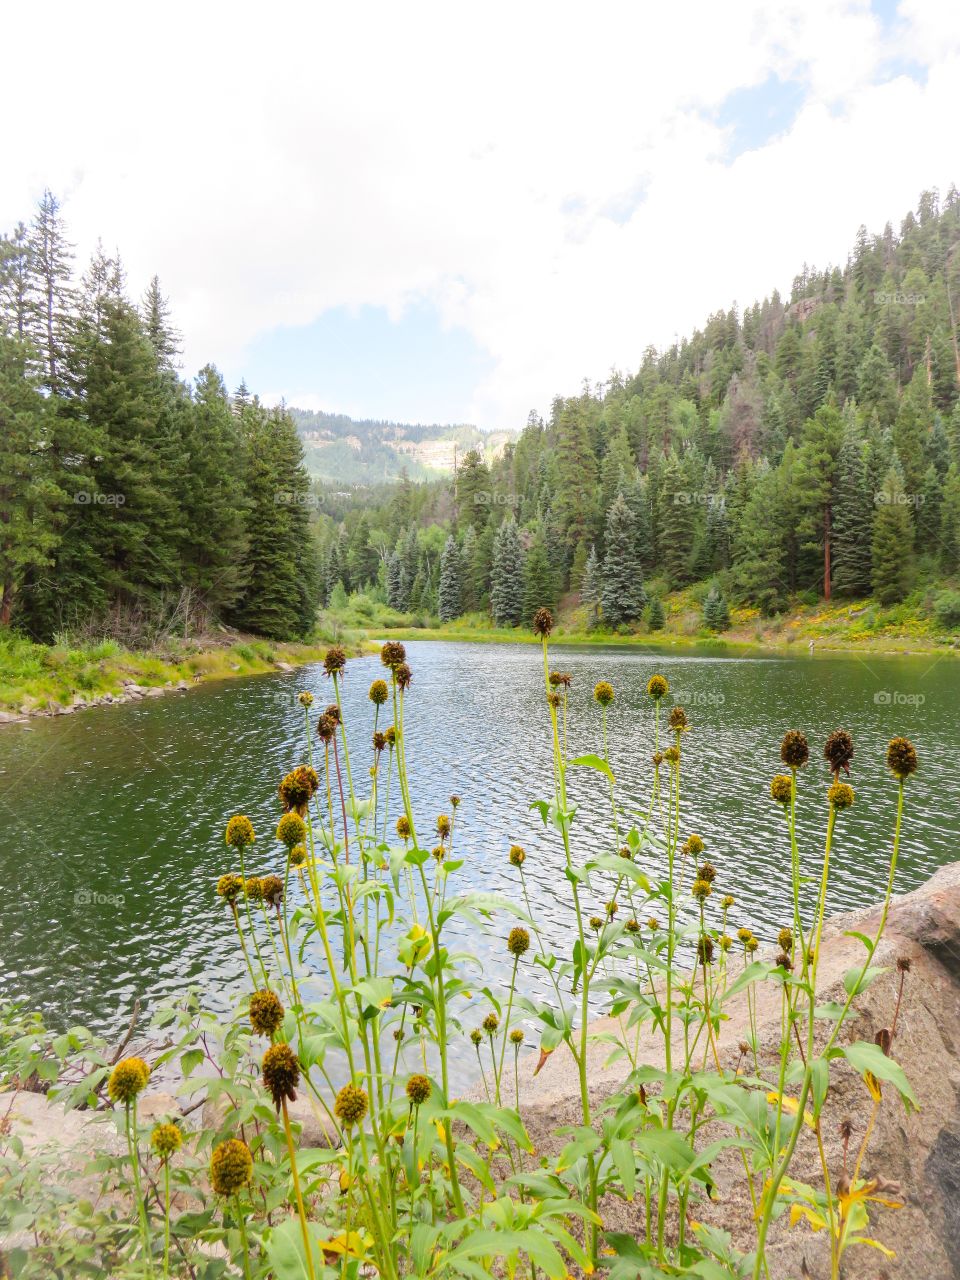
top-left (0, 192), bottom-right (320, 644)
top-left (315, 187), bottom-right (960, 629)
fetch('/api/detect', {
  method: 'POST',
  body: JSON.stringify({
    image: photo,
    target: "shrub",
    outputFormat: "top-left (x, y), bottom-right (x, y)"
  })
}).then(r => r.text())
top-left (934, 589), bottom-right (960, 629)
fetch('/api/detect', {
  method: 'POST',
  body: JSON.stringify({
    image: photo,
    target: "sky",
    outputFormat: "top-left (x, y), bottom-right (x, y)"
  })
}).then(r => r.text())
top-left (2, 0), bottom-right (959, 431)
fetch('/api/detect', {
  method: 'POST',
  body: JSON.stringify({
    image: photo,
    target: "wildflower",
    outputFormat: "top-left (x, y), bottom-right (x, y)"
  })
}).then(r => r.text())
top-left (262, 1043), bottom-right (300, 1110)
top-left (887, 737), bottom-right (918, 780)
top-left (745, 936), bottom-right (759, 954)
top-left (775, 951), bottom-right (792, 971)
top-left (395, 663), bottom-right (413, 691)
top-left (373, 731), bottom-right (386, 752)
top-left (276, 812), bottom-right (306, 848)
top-left (719, 934), bottom-right (733, 951)
top-left (777, 927), bottom-right (793, 951)
top-left (897, 956), bottom-right (911, 973)
top-left (828, 781), bottom-right (855, 810)
top-left (663, 745), bottom-right (680, 765)
top-left (369, 679), bottom-right (389, 705)
top-left (244, 877), bottom-right (263, 901)
top-left (605, 900), bottom-right (618, 917)
top-left (770, 774), bottom-right (793, 804)
top-left (381, 641), bottom-right (406, 670)
top-left (626, 917), bottom-right (640, 933)
top-left (594, 681), bottom-right (615, 707)
top-left (507, 927), bottom-right (530, 957)
top-left (549, 671), bottom-right (572, 688)
top-left (436, 814), bottom-right (451, 839)
top-left (384, 726), bottom-right (397, 746)
top-left (508, 844), bottom-right (526, 867)
top-left (510, 1029), bottom-right (524, 1045)
top-left (431, 845), bottom-right (445, 862)
top-left (261, 875), bottom-right (284, 906)
top-left (780, 730), bottom-right (810, 769)
top-left (692, 878), bottom-right (712, 901)
top-left (278, 766), bottom-right (319, 813)
top-left (482, 1012), bottom-right (499, 1035)
top-left (150, 1122), bottom-right (182, 1159)
top-left (225, 815), bottom-right (255, 848)
top-left (210, 1139), bottom-right (252, 1196)
top-left (737, 927), bottom-right (753, 944)
top-left (393, 1027), bottom-right (404, 1041)
top-left (108, 1057), bottom-right (150, 1104)
top-left (589, 915), bottom-right (603, 931)
top-left (668, 706), bottom-right (689, 732)
top-left (824, 729), bottom-right (854, 777)
top-left (323, 646), bottom-right (347, 677)
top-left (647, 674), bottom-right (669, 701)
top-left (406, 1075), bottom-right (431, 1106)
top-left (547, 691), bottom-right (562, 709)
top-left (646, 917), bottom-right (660, 931)
top-left (839, 1117), bottom-right (854, 1142)
top-left (297, 691), bottom-right (314, 708)
top-left (250, 990), bottom-right (285, 1037)
top-left (396, 815), bottom-right (411, 840)
top-left (217, 873), bottom-right (243, 903)
top-left (698, 861), bottom-right (717, 883)
top-left (721, 894), bottom-right (735, 909)
top-left (469, 1028), bottom-right (483, 1047)
top-left (450, 794), bottom-right (461, 808)
top-left (289, 844), bottom-right (307, 867)
top-left (317, 713), bottom-right (337, 742)
top-left (532, 607), bottom-right (553, 637)
top-left (697, 937), bottom-right (715, 965)
top-left (324, 703), bottom-right (341, 725)
top-left (618, 845), bottom-right (632, 859)
top-left (738, 1040), bottom-right (750, 1056)
top-left (682, 834), bottom-right (704, 857)
top-left (652, 750), bottom-right (664, 768)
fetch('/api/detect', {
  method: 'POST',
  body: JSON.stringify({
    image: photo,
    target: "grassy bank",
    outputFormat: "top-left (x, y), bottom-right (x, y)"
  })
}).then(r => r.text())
top-left (0, 626), bottom-right (364, 718)
top-left (322, 586), bottom-right (960, 656)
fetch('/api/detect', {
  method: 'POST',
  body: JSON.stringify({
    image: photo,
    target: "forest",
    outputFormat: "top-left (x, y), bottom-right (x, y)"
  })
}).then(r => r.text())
top-left (313, 187), bottom-right (960, 636)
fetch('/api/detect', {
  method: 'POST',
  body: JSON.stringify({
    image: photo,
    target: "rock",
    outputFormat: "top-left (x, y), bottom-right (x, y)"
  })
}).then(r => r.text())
top-left (176, 679), bottom-right (190, 691)
top-left (201, 1090), bottom-right (332, 1147)
top-left (144, 687), bottom-right (165, 698)
top-left (275, 661), bottom-right (294, 672)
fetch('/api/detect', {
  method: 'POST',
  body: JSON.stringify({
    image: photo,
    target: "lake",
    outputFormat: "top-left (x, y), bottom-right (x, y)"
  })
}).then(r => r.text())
top-left (0, 639), bottom-right (951, 1060)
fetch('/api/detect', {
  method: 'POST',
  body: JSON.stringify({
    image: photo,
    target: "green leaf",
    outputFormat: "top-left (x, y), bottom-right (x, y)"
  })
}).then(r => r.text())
top-left (610, 1138), bottom-right (636, 1200)
top-left (569, 753), bottom-right (615, 783)
top-left (843, 964), bottom-right (886, 997)
top-left (841, 1041), bottom-right (917, 1110)
top-left (811, 1058), bottom-right (829, 1115)
top-left (722, 961), bottom-right (769, 1002)
top-left (633, 1128), bottom-right (697, 1173)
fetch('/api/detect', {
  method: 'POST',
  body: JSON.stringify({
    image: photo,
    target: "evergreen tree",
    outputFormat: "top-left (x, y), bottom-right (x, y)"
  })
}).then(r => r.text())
top-left (0, 224), bottom-right (31, 339)
top-left (26, 190), bottom-right (76, 395)
top-left (580, 544), bottom-right (601, 624)
top-left (601, 493), bottom-right (646, 625)
top-left (386, 550), bottom-right (404, 609)
top-left (794, 402), bottom-right (843, 597)
top-left (731, 460), bottom-right (788, 613)
top-left (490, 518), bottom-right (524, 626)
top-left (702, 584), bottom-right (730, 631)
top-left (347, 512), bottom-right (378, 587)
top-left (438, 534), bottom-right (462, 622)
top-left (871, 466), bottom-right (914, 604)
top-left (646, 595), bottom-right (665, 630)
top-left (522, 531), bottom-right (555, 618)
top-left (142, 276), bottom-right (181, 372)
top-left (657, 452), bottom-right (694, 587)
top-left (459, 525), bottom-right (479, 611)
top-left (831, 410), bottom-right (873, 596)
top-left (455, 450), bottom-right (491, 528)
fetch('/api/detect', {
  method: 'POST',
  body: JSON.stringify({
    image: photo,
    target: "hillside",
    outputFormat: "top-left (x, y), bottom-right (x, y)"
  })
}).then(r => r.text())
top-left (289, 408), bottom-right (514, 484)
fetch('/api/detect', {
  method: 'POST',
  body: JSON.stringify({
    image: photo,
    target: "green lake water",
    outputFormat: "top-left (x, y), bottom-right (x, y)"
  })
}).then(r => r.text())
top-left (0, 640), bottom-right (953, 1052)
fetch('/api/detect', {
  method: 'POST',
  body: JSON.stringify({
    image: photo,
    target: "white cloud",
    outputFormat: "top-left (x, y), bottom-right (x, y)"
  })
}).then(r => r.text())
top-left (2, 0), bottom-right (958, 428)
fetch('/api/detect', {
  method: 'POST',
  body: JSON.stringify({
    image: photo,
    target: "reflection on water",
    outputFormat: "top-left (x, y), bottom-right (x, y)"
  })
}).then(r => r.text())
top-left (0, 640), bottom-right (952, 1074)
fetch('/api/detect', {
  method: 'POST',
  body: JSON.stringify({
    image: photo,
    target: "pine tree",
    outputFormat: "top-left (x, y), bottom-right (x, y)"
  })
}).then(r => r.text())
top-left (702, 584), bottom-right (730, 631)
top-left (386, 550), bottom-right (404, 608)
top-left (581, 544), bottom-right (602, 624)
top-left (438, 535), bottom-right (462, 622)
top-left (459, 525), bottom-right (478, 611)
top-left (731, 460), bottom-right (788, 613)
top-left (831, 410), bottom-right (873, 596)
top-left (646, 596), bottom-right (665, 630)
top-left (490, 518), bottom-right (524, 626)
top-left (142, 276), bottom-right (181, 372)
top-left (26, 190), bottom-right (76, 395)
top-left (522, 531), bottom-right (555, 618)
top-left (347, 512), bottom-right (378, 587)
top-left (794, 402), bottom-right (843, 598)
top-left (601, 493), bottom-right (646, 625)
top-left (871, 466), bottom-right (914, 604)
top-left (0, 224), bottom-right (31, 339)
top-left (455, 450), bottom-right (492, 528)
top-left (657, 452), bottom-right (694, 587)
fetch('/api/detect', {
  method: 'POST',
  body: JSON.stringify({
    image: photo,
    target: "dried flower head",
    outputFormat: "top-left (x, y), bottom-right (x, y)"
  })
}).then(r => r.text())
top-left (721, 894), bottom-right (735, 909)
top-left (719, 934), bottom-right (733, 951)
top-left (393, 1027), bottom-right (405, 1041)
top-left (652, 750), bottom-right (664, 768)
top-left (436, 814), bottom-right (451, 839)
top-left (605, 900), bottom-right (618, 918)
top-left (589, 915), bottom-right (603, 931)
top-left (482, 1012), bottom-right (499, 1035)
top-left (470, 1028), bottom-right (483, 1047)
top-left (737, 927), bottom-right (753, 944)
top-left (150, 1121), bottom-right (182, 1160)
top-left (532, 607), bottom-right (553, 637)
top-left (839, 1117), bottom-right (854, 1142)
top-left (668, 706), bottom-right (689, 732)
top-left (276, 812), bottom-right (306, 848)
top-left (289, 844), bottom-right (307, 867)
top-left (317, 713), bottom-right (337, 743)
top-left (406, 1074), bottom-right (431, 1106)
top-left (323, 646), bottom-right (347, 677)
top-left (682, 834), bottom-right (705, 857)
top-left (897, 955), bottom-right (911, 973)
top-left (692, 878), bottom-right (712, 901)
top-left (780, 730), bottom-right (810, 769)
top-left (381, 640), bottom-right (407, 670)
top-left (108, 1057), bottom-right (150, 1104)
top-left (509, 844), bottom-right (526, 867)
top-left (775, 951), bottom-right (792, 971)
top-left (828, 780), bottom-right (854, 810)
top-left (647, 917), bottom-right (660, 931)
top-left (664, 745), bottom-right (680, 766)
top-left (647, 674), bottom-right (669, 701)
top-left (396, 815), bottom-right (411, 840)
top-left (887, 737), bottom-right (918, 780)
top-left (250, 990), bottom-right (285, 1037)
top-left (697, 936), bottom-right (715, 965)
top-left (618, 845), bottom-right (632, 860)
top-left (369, 679), bottom-right (389, 706)
top-left (770, 774), bottom-right (793, 804)
top-left (450, 794), bottom-right (461, 808)
top-left (777, 927), bottom-right (793, 951)
top-left (372, 730), bottom-right (386, 753)
top-left (745, 936), bottom-right (759, 954)
top-left (594, 681), bottom-right (615, 707)
top-left (547, 691), bottom-right (562, 709)
top-left (384, 726), bottom-right (397, 746)
top-left (324, 703), bottom-right (341, 725)
top-left (395, 663), bottom-right (413, 691)
top-left (278, 766), bottom-right (319, 813)
top-left (507, 926), bottom-right (530, 957)
top-left (261, 875), bottom-right (284, 906)
top-left (262, 1043), bottom-right (300, 1110)
top-left (549, 670), bottom-right (572, 688)
top-left (626, 918), bottom-right (640, 933)
top-left (431, 844), bottom-right (445, 862)
top-left (698, 861), bottom-right (717, 883)
top-left (297, 691), bottom-right (314, 708)
top-left (225, 815), bottom-right (255, 849)
top-left (244, 876), bottom-right (263, 902)
top-left (217, 873), bottom-right (243, 903)
top-left (210, 1138), bottom-right (252, 1196)
top-left (510, 1028), bottom-right (524, 1045)
top-left (824, 729), bottom-right (854, 777)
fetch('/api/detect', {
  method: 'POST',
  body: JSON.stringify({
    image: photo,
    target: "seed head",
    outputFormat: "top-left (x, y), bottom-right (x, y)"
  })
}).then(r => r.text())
top-left (682, 834), bottom-right (704, 857)
top-left (507, 926), bottom-right (530, 957)
top-left (780, 730), bottom-right (809, 769)
top-left (532, 607), bottom-right (554, 637)
top-left (510, 1028), bottom-right (524, 1045)
top-left (508, 844), bottom-right (526, 867)
top-left (278, 766), bottom-right (319, 813)
top-left (250, 990), bottom-right (285, 1037)
top-left (373, 731), bottom-right (386, 752)
top-left (745, 936), bottom-right (759, 954)
top-left (261, 875), bottom-right (283, 906)
top-left (594, 681), bottom-right (615, 707)
top-left (436, 814), bottom-right (451, 839)
top-left (547, 691), bottom-right (562, 709)
top-left (663, 745), bottom-right (680, 766)
top-left (276, 812), bottom-right (306, 848)
top-left (828, 780), bottom-right (854, 810)
top-left (210, 1138), bottom-right (252, 1196)
top-left (244, 876), bottom-right (263, 902)
top-left (289, 844), bottom-right (307, 867)
top-left (698, 861), bottom-right (717, 883)
top-left (384, 726), bottom-right (397, 746)
top-left (482, 1012), bottom-right (499, 1035)
top-left (668, 706), bottom-right (689, 732)
top-left (381, 641), bottom-right (407, 670)
top-left (405, 1074), bottom-right (431, 1106)
top-left (737, 927), bottom-right (753, 944)
top-left (824, 729), bottom-right (854, 777)
top-left (646, 917), bottom-right (660, 931)
top-left (297, 691), bottom-right (314, 708)
top-left (777, 927), bottom-right (793, 951)
top-left (692, 878), bottom-right (712, 901)
top-left (697, 936), bottom-right (715, 965)
top-left (225, 815), bottom-right (255, 849)
top-left (625, 918), bottom-right (640, 933)
top-left (317, 713), bottom-right (337, 742)
top-left (549, 671), bottom-right (572, 688)
top-left (262, 1043), bottom-right (300, 1110)
top-left (775, 951), bottom-right (792, 971)
top-left (605, 900), bottom-right (618, 917)
top-left (150, 1122), bottom-right (182, 1159)
top-left (652, 750), bottom-right (664, 768)
top-left (323, 646), bottom-right (347, 677)
top-left (719, 934), bottom-right (733, 951)
top-left (108, 1057), bottom-right (150, 1104)
top-left (396, 815), bottom-right (411, 840)
top-left (369, 679), bottom-right (389, 705)
top-left (589, 915), bottom-right (603, 931)
top-left (618, 845), bottom-right (632, 859)
top-left (770, 774), bottom-right (793, 804)
top-left (896, 955), bottom-right (911, 973)
top-left (324, 703), bottom-right (341, 725)
top-left (839, 1117), bottom-right (854, 1142)
top-left (721, 894), bottom-right (735, 909)
top-left (886, 737), bottom-right (918, 780)
top-left (217, 873), bottom-right (243, 903)
top-left (395, 663), bottom-right (413, 691)
top-left (647, 674), bottom-right (669, 701)
top-left (470, 1028), bottom-right (483, 1047)
top-left (450, 794), bottom-right (461, 808)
